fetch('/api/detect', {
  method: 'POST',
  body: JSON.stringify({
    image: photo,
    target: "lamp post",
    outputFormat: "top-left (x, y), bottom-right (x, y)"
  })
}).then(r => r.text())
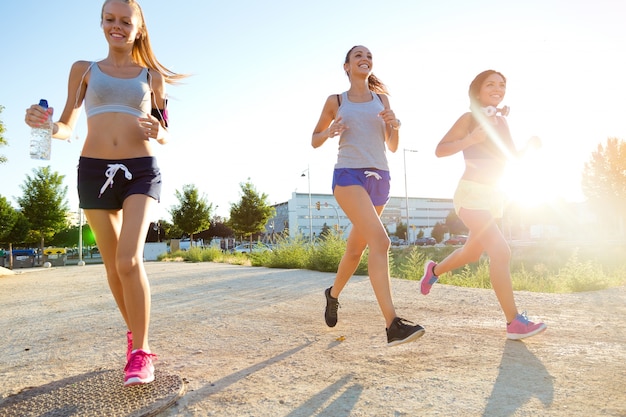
top-left (77, 208), bottom-right (85, 266)
top-left (403, 148), bottom-right (419, 243)
top-left (301, 166), bottom-right (313, 243)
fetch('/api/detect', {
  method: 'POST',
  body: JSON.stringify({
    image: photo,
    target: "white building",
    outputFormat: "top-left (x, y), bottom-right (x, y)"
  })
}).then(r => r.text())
top-left (265, 192), bottom-right (454, 243)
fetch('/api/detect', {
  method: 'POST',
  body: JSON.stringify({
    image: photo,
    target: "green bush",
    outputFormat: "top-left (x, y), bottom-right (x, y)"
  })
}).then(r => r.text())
top-left (396, 246), bottom-right (427, 281)
top-left (158, 239), bottom-right (626, 294)
top-left (265, 235), bottom-right (311, 269)
top-left (308, 233), bottom-right (346, 272)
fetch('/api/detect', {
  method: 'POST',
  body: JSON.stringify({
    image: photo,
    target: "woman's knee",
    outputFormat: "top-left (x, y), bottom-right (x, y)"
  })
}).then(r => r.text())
top-left (488, 244), bottom-right (511, 263)
top-left (367, 233), bottom-right (390, 254)
top-left (115, 253), bottom-right (143, 277)
top-left (344, 244), bottom-right (366, 262)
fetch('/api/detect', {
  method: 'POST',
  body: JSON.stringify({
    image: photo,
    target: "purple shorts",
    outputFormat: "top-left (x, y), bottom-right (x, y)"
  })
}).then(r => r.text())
top-left (332, 168), bottom-right (391, 206)
top-left (78, 156), bottom-right (161, 210)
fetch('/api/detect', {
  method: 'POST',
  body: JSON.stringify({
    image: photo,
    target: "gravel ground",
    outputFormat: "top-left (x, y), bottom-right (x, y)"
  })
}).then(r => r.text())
top-left (0, 262), bottom-right (624, 416)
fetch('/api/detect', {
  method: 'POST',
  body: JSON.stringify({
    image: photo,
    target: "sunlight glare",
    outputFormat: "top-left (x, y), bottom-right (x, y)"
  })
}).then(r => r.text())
top-left (500, 151), bottom-right (557, 207)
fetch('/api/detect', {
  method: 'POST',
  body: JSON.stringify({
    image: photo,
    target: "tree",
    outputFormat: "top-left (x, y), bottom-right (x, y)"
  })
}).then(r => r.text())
top-left (320, 223), bottom-right (333, 239)
top-left (0, 210), bottom-right (30, 248)
top-left (431, 222), bottom-right (446, 243)
top-left (169, 184), bottom-right (212, 244)
top-left (146, 219), bottom-right (171, 243)
top-left (228, 180), bottom-right (275, 249)
top-left (0, 105), bottom-right (7, 164)
top-left (0, 196), bottom-right (17, 244)
top-left (50, 223), bottom-right (95, 248)
top-left (395, 221), bottom-right (407, 241)
top-left (445, 210), bottom-right (467, 236)
top-left (195, 216), bottom-right (234, 243)
top-left (208, 216), bottom-right (234, 239)
top-left (17, 166), bottom-right (69, 251)
top-left (581, 137), bottom-right (626, 236)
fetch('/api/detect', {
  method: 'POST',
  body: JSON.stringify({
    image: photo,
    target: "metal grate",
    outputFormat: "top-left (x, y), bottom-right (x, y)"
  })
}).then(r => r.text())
top-left (0, 369), bottom-right (185, 417)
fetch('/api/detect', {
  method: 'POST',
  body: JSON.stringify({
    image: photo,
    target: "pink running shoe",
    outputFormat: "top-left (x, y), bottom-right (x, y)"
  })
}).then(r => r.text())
top-left (506, 312), bottom-right (547, 340)
top-left (419, 260), bottom-right (438, 295)
top-left (124, 349), bottom-right (157, 386)
top-left (126, 331), bottom-right (133, 363)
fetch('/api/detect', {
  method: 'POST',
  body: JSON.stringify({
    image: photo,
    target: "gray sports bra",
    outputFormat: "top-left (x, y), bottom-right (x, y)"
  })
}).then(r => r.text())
top-left (83, 62), bottom-right (152, 118)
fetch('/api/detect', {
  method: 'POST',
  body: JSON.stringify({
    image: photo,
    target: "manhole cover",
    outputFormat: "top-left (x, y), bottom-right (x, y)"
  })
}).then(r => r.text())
top-left (0, 369), bottom-right (185, 417)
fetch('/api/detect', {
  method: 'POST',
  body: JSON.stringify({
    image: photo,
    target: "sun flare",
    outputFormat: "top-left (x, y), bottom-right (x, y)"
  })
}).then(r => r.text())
top-left (500, 152), bottom-right (557, 208)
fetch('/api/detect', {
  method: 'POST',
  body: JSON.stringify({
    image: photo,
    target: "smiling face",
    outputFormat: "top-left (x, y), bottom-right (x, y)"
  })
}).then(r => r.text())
top-left (101, 0), bottom-right (143, 48)
top-left (343, 45), bottom-right (373, 78)
top-left (477, 73), bottom-right (506, 107)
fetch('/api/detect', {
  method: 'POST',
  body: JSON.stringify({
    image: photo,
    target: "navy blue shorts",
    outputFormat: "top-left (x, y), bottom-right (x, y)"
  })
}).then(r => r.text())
top-left (78, 156), bottom-right (161, 210)
top-left (332, 168), bottom-right (391, 206)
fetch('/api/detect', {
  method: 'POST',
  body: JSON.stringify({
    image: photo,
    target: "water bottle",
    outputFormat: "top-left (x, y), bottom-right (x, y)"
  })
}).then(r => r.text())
top-left (30, 99), bottom-right (52, 160)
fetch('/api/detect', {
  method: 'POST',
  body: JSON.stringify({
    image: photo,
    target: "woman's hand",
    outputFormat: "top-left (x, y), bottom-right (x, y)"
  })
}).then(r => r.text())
top-left (25, 103), bottom-right (53, 129)
top-left (467, 125), bottom-right (488, 146)
top-left (138, 114), bottom-right (162, 140)
top-left (328, 116), bottom-right (348, 138)
top-left (378, 109), bottom-right (400, 129)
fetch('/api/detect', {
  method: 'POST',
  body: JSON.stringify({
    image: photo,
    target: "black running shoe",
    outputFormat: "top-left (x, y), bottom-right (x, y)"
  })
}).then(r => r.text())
top-left (386, 317), bottom-right (425, 347)
top-left (324, 287), bottom-right (340, 327)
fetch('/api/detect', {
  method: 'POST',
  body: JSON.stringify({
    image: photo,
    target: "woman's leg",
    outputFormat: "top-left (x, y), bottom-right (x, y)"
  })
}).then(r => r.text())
top-left (333, 185), bottom-right (396, 327)
top-left (433, 229), bottom-right (484, 277)
top-left (328, 219), bottom-right (368, 297)
top-left (116, 194), bottom-right (156, 352)
top-left (457, 209), bottom-right (518, 322)
top-left (83, 209), bottom-right (128, 327)
top-left (85, 195), bottom-right (155, 352)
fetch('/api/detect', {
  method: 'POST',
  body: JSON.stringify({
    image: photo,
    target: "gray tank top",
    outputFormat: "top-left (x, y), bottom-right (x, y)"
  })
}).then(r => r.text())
top-left (334, 91), bottom-right (389, 170)
top-left (84, 63), bottom-right (152, 118)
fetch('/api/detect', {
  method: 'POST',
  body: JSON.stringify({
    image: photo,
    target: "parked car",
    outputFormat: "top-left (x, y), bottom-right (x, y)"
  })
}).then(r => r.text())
top-left (444, 235), bottom-right (468, 245)
top-left (179, 238), bottom-right (204, 251)
top-left (232, 243), bottom-right (272, 254)
top-left (413, 237), bottom-right (436, 246)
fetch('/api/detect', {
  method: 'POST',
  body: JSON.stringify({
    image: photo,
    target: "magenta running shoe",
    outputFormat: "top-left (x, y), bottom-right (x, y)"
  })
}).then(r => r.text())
top-left (124, 349), bottom-right (157, 386)
top-left (506, 312), bottom-right (547, 340)
top-left (419, 260), bottom-right (438, 295)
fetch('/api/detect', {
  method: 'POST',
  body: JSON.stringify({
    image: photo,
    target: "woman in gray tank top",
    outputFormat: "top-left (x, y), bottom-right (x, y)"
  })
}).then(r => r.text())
top-left (312, 45), bottom-right (425, 347)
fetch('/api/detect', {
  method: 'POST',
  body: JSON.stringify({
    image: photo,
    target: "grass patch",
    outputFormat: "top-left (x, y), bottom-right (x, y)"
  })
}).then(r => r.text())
top-left (158, 238), bottom-right (626, 294)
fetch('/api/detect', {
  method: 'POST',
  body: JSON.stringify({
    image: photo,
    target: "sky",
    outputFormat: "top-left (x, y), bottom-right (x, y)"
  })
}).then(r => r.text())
top-left (1, 0), bottom-right (625, 221)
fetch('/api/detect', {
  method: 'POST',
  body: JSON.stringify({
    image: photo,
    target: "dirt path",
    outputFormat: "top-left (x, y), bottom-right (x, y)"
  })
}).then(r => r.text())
top-left (1, 262), bottom-right (624, 416)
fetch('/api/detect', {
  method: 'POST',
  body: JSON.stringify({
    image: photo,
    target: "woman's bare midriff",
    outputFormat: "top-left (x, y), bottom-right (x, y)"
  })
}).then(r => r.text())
top-left (81, 113), bottom-right (154, 160)
top-left (461, 158), bottom-right (506, 186)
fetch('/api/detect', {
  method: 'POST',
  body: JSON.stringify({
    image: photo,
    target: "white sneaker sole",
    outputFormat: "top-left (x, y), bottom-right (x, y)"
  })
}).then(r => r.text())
top-left (387, 328), bottom-right (426, 347)
top-left (506, 323), bottom-right (547, 340)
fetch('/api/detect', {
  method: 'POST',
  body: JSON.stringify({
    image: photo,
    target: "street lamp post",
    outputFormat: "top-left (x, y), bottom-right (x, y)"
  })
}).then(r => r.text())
top-left (77, 208), bottom-right (85, 266)
top-left (301, 166), bottom-right (313, 243)
top-left (403, 148), bottom-right (419, 243)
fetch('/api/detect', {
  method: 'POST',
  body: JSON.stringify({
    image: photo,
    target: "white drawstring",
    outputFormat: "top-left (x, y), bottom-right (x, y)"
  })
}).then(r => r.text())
top-left (99, 164), bottom-right (133, 198)
top-left (364, 170), bottom-right (382, 180)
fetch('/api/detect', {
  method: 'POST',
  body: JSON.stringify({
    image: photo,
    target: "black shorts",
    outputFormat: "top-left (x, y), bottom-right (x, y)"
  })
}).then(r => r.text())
top-left (78, 156), bottom-right (161, 210)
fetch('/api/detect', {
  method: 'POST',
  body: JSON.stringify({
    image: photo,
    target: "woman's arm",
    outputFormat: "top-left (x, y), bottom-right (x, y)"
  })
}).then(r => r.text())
top-left (144, 71), bottom-right (169, 145)
top-left (378, 94), bottom-right (400, 153)
top-left (311, 95), bottom-right (340, 149)
top-left (435, 113), bottom-right (484, 158)
top-left (25, 61), bottom-right (89, 140)
top-left (499, 117), bottom-right (542, 159)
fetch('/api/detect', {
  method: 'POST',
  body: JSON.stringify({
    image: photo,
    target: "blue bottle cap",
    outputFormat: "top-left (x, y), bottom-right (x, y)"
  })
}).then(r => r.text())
top-left (39, 99), bottom-right (48, 109)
